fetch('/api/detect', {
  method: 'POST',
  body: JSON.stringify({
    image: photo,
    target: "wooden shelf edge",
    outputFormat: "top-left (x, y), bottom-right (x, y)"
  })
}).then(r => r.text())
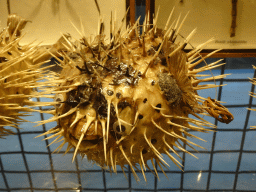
top-left (185, 49), bottom-right (256, 58)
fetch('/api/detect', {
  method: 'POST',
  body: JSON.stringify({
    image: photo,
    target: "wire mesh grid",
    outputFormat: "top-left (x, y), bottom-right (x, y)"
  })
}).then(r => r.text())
top-left (0, 56), bottom-right (256, 192)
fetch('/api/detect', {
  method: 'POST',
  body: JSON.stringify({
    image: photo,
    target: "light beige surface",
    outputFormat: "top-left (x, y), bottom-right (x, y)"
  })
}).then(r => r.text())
top-left (0, 0), bottom-right (126, 45)
top-left (155, 0), bottom-right (256, 49)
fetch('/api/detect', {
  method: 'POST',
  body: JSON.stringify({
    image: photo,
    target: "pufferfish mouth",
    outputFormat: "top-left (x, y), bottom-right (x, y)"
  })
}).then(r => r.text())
top-left (67, 118), bottom-right (104, 151)
top-left (69, 134), bottom-right (103, 151)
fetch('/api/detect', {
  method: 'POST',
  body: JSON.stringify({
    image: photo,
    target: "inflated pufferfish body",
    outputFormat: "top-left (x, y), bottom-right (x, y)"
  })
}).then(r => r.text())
top-left (0, 14), bottom-right (48, 138)
top-left (40, 10), bottom-right (233, 181)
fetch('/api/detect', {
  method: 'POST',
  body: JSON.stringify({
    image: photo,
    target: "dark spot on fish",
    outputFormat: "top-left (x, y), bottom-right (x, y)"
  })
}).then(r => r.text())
top-left (151, 139), bottom-right (157, 144)
top-left (142, 149), bottom-right (147, 154)
top-left (0, 57), bottom-right (8, 63)
top-left (155, 103), bottom-right (161, 113)
top-left (116, 92), bottom-right (121, 99)
top-left (116, 125), bottom-right (126, 133)
top-left (161, 57), bottom-right (167, 66)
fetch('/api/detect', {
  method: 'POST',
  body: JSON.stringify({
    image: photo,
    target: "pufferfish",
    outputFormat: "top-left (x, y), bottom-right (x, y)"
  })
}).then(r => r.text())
top-left (38, 9), bottom-right (234, 181)
top-left (0, 14), bottom-right (51, 138)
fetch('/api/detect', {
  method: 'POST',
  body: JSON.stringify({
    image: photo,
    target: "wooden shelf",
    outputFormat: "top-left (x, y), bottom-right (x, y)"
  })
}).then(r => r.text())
top-left (188, 49), bottom-right (256, 58)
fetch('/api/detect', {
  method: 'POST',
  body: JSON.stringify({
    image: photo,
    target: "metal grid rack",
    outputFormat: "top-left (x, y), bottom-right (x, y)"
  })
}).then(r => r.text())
top-left (0, 57), bottom-right (256, 192)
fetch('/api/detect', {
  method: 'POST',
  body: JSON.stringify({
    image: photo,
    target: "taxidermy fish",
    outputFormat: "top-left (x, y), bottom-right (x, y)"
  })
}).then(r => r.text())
top-left (38, 7), bottom-right (234, 181)
top-left (0, 14), bottom-right (52, 138)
